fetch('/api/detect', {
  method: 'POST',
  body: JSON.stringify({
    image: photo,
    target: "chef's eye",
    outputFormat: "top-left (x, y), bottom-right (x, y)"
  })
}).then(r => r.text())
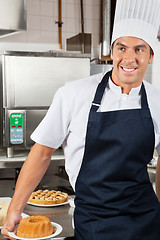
top-left (136, 48), bottom-right (143, 53)
top-left (118, 47), bottom-right (125, 51)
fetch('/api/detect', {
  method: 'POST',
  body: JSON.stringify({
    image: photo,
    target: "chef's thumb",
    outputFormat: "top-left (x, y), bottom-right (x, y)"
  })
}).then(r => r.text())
top-left (1, 223), bottom-right (14, 235)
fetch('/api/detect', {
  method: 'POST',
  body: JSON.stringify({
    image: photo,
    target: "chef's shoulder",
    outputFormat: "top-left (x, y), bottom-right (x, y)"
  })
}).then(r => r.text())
top-left (144, 81), bottom-right (160, 135)
top-left (60, 72), bottom-right (103, 101)
top-left (143, 80), bottom-right (160, 107)
top-left (143, 80), bottom-right (160, 132)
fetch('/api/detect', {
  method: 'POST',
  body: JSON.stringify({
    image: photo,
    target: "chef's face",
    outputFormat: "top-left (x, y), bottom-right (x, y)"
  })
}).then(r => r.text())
top-left (110, 36), bottom-right (154, 93)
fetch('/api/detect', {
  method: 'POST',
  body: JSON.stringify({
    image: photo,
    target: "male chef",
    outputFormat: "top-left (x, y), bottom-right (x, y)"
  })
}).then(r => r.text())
top-left (2, 0), bottom-right (160, 239)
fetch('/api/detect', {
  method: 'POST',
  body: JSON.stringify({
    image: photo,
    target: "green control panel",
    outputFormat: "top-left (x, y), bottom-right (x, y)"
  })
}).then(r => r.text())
top-left (10, 113), bottom-right (23, 144)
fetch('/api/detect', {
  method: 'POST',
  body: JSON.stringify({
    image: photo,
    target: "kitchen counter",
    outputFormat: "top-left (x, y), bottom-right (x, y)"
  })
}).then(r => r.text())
top-left (0, 198), bottom-right (74, 239)
top-left (0, 148), bottom-right (65, 169)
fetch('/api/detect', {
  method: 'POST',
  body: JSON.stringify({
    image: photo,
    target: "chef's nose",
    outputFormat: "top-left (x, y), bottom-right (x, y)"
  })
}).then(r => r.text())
top-left (123, 49), bottom-right (136, 63)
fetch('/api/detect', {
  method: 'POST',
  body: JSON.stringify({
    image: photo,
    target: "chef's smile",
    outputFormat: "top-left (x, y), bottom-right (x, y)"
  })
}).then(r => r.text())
top-left (120, 66), bottom-right (137, 73)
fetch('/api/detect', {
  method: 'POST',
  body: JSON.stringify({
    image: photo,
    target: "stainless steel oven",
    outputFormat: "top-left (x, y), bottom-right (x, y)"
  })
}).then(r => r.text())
top-left (0, 51), bottom-right (90, 157)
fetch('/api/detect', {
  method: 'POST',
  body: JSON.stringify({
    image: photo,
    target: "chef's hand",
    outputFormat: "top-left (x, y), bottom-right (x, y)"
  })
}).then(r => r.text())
top-left (1, 211), bottom-right (22, 239)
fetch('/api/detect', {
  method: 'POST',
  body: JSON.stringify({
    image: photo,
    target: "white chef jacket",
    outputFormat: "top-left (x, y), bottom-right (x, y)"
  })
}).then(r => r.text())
top-left (31, 71), bottom-right (160, 190)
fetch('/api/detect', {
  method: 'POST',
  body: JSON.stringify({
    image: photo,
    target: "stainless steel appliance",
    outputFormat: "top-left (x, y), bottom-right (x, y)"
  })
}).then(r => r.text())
top-left (0, 51), bottom-right (90, 157)
top-left (0, 0), bottom-right (26, 38)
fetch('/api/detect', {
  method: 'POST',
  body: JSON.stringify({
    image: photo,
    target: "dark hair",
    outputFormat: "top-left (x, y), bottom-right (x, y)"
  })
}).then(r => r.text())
top-left (149, 47), bottom-right (153, 57)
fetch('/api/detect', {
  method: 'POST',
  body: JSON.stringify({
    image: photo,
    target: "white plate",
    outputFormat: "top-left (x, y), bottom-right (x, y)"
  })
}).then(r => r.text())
top-left (27, 199), bottom-right (69, 207)
top-left (8, 222), bottom-right (62, 240)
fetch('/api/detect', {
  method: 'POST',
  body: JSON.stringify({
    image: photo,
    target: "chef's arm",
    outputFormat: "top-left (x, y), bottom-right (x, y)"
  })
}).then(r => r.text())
top-left (2, 143), bottom-right (55, 238)
top-left (155, 155), bottom-right (160, 201)
top-left (9, 143), bottom-right (55, 213)
top-left (1, 143), bottom-right (55, 238)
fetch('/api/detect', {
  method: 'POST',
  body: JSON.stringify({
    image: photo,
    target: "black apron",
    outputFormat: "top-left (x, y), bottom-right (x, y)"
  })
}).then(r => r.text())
top-left (74, 70), bottom-right (160, 240)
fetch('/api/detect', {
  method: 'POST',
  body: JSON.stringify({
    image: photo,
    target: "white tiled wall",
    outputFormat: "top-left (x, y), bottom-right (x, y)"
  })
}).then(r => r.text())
top-left (0, 0), bottom-right (101, 59)
top-left (0, 0), bottom-right (160, 87)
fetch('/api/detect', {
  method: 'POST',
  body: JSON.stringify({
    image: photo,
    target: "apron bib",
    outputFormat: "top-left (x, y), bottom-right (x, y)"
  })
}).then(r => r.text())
top-left (74, 70), bottom-right (160, 240)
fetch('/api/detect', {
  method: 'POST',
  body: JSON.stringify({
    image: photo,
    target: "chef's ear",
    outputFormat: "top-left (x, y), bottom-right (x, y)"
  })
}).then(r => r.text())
top-left (149, 48), bottom-right (154, 64)
top-left (110, 49), bottom-right (113, 60)
top-left (110, 43), bottom-right (114, 60)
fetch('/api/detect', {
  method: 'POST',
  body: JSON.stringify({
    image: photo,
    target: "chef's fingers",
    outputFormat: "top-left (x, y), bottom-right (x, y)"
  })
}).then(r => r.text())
top-left (1, 223), bottom-right (15, 239)
top-left (3, 234), bottom-right (15, 240)
top-left (1, 224), bottom-right (15, 239)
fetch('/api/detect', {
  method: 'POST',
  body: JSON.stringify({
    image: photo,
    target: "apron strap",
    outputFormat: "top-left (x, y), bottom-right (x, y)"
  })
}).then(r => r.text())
top-left (91, 70), bottom-right (112, 112)
top-left (141, 83), bottom-right (149, 109)
top-left (91, 69), bottom-right (149, 112)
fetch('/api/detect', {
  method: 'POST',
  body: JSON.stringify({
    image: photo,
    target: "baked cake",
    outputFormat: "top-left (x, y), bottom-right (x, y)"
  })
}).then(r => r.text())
top-left (28, 189), bottom-right (68, 205)
top-left (16, 215), bottom-right (54, 238)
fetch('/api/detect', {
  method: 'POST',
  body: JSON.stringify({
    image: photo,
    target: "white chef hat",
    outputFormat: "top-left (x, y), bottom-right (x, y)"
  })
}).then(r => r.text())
top-left (111, 0), bottom-right (160, 52)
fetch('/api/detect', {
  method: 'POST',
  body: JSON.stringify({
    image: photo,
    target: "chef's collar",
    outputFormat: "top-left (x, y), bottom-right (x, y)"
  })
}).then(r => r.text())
top-left (107, 77), bottom-right (142, 96)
